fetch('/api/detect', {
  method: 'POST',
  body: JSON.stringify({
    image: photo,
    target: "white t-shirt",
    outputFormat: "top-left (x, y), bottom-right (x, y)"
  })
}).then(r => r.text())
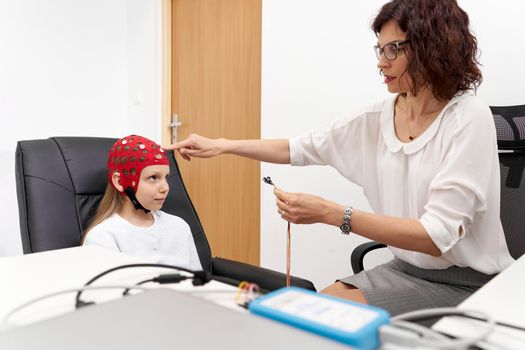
top-left (84, 211), bottom-right (203, 271)
top-left (290, 93), bottom-right (514, 274)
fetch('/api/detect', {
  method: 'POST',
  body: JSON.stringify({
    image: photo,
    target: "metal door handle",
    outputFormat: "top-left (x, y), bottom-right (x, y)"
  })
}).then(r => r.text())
top-left (168, 113), bottom-right (183, 143)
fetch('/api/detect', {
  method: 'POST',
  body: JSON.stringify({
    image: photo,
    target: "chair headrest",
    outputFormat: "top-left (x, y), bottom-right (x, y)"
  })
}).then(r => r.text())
top-left (491, 105), bottom-right (525, 151)
top-left (52, 137), bottom-right (117, 194)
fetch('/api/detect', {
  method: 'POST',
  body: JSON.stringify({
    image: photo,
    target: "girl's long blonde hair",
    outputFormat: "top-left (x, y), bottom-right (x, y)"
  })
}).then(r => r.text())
top-left (81, 184), bottom-right (124, 244)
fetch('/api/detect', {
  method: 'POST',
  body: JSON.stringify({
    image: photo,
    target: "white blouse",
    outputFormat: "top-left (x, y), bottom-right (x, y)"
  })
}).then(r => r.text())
top-left (84, 211), bottom-right (203, 271)
top-left (290, 93), bottom-right (514, 274)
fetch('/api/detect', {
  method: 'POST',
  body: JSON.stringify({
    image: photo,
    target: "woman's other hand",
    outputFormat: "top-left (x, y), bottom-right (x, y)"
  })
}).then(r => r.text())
top-left (164, 134), bottom-right (227, 161)
top-left (274, 188), bottom-right (341, 225)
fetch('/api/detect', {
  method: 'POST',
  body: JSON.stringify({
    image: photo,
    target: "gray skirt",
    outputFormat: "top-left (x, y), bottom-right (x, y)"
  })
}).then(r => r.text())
top-left (339, 258), bottom-right (495, 317)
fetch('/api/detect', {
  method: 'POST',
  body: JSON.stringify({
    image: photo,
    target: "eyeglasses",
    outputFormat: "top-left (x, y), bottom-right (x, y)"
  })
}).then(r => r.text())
top-left (374, 40), bottom-right (409, 61)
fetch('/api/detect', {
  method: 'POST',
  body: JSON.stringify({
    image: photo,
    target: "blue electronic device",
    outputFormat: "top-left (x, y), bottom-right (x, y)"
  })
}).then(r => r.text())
top-left (249, 287), bottom-right (390, 350)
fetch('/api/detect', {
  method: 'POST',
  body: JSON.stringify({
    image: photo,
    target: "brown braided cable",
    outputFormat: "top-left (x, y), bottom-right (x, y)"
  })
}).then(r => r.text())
top-left (263, 177), bottom-right (291, 288)
top-left (286, 221), bottom-right (291, 288)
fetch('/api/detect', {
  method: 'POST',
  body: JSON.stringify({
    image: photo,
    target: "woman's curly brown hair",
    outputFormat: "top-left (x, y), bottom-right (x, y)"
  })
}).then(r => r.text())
top-left (372, 0), bottom-right (482, 101)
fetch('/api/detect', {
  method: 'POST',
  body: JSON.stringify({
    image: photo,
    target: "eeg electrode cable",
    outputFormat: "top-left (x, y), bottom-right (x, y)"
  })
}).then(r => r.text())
top-left (263, 176), bottom-right (291, 287)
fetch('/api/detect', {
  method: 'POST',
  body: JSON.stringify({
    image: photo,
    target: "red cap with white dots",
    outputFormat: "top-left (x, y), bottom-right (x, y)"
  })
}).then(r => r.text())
top-left (107, 135), bottom-right (169, 193)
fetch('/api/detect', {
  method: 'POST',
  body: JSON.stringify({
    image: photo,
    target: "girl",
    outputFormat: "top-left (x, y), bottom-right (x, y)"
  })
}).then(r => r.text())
top-left (82, 135), bottom-right (202, 271)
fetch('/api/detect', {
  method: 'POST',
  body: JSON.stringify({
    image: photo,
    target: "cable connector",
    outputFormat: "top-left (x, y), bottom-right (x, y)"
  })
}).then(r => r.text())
top-left (192, 270), bottom-right (212, 286)
top-left (153, 271), bottom-right (211, 286)
top-left (154, 274), bottom-right (189, 284)
top-left (76, 300), bottom-right (95, 308)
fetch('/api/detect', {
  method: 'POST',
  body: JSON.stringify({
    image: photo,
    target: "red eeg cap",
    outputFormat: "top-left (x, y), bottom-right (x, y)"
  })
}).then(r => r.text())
top-left (107, 135), bottom-right (169, 193)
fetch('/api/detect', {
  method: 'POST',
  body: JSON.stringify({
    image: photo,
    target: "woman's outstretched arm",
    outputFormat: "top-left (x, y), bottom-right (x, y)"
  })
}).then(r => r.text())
top-left (164, 134), bottom-right (291, 164)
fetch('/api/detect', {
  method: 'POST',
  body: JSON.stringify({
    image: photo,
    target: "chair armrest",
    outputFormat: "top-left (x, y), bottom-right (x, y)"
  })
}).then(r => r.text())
top-left (351, 241), bottom-right (387, 274)
top-left (211, 257), bottom-right (316, 292)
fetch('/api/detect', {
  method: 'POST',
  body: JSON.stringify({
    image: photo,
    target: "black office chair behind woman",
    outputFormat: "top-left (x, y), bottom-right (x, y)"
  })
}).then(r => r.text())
top-left (351, 105), bottom-right (525, 273)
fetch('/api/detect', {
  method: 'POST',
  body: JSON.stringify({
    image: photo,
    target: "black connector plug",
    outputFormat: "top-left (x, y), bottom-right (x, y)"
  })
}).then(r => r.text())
top-left (76, 300), bottom-right (95, 308)
top-left (155, 274), bottom-right (189, 284)
top-left (238, 301), bottom-right (252, 309)
top-left (192, 270), bottom-right (212, 286)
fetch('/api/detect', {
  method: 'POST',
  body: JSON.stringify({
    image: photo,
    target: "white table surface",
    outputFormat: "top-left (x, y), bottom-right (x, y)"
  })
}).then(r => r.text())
top-left (5, 245), bottom-right (524, 348)
top-left (0, 246), bottom-right (354, 350)
top-left (0, 245), bottom-right (241, 328)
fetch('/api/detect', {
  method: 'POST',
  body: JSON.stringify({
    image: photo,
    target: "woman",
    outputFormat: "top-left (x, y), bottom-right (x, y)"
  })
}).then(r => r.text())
top-left (165, 0), bottom-right (514, 316)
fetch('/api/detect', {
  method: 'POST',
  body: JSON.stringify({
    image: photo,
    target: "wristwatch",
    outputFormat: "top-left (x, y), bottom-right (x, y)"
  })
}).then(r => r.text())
top-left (340, 206), bottom-right (353, 235)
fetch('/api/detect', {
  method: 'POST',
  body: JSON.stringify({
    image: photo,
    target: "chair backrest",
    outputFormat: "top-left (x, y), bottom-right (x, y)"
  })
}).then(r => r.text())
top-left (491, 105), bottom-right (525, 259)
top-left (15, 137), bottom-right (212, 272)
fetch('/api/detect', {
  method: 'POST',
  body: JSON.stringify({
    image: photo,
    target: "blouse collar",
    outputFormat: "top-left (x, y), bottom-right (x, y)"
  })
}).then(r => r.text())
top-left (380, 93), bottom-right (468, 155)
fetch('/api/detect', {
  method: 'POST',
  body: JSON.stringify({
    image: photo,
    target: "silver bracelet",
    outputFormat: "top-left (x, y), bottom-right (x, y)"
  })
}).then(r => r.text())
top-left (340, 206), bottom-right (353, 235)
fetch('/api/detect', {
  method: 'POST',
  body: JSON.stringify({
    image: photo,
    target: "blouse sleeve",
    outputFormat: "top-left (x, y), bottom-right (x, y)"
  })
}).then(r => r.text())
top-left (289, 114), bottom-right (369, 186)
top-left (419, 102), bottom-right (498, 253)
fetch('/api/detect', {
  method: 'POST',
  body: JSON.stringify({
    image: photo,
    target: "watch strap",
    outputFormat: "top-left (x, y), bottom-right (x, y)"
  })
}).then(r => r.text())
top-left (340, 206), bottom-right (353, 235)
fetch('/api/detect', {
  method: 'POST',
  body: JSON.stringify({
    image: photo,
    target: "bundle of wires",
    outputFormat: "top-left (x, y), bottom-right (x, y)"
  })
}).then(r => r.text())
top-left (234, 281), bottom-right (261, 308)
top-left (379, 307), bottom-right (496, 349)
top-left (1, 263), bottom-right (211, 330)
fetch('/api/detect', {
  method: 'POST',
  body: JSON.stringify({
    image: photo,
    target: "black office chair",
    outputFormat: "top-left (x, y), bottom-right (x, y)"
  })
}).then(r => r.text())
top-left (351, 105), bottom-right (525, 273)
top-left (15, 137), bottom-right (316, 292)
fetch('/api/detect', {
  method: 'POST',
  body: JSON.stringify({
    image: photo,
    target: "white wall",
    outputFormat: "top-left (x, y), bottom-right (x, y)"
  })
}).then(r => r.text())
top-left (0, 0), bottom-right (162, 256)
top-left (261, 0), bottom-right (525, 290)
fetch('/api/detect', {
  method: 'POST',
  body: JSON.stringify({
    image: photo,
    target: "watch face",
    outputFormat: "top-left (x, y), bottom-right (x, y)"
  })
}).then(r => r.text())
top-left (340, 223), bottom-right (351, 233)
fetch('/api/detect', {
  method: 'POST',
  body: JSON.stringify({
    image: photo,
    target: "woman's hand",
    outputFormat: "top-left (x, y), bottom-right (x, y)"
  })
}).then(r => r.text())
top-left (164, 134), bottom-right (227, 161)
top-left (274, 188), bottom-right (341, 225)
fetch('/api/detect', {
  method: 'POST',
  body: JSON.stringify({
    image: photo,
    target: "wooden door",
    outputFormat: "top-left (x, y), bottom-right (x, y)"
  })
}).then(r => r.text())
top-left (170, 0), bottom-right (261, 265)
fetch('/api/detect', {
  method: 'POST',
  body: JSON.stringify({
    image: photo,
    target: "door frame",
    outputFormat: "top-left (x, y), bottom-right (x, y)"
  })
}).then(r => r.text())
top-left (161, 0), bottom-right (172, 146)
top-left (159, 0), bottom-right (262, 265)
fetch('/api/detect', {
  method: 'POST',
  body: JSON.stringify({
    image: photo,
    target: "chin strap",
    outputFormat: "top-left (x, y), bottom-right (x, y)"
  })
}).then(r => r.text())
top-left (123, 187), bottom-right (150, 213)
